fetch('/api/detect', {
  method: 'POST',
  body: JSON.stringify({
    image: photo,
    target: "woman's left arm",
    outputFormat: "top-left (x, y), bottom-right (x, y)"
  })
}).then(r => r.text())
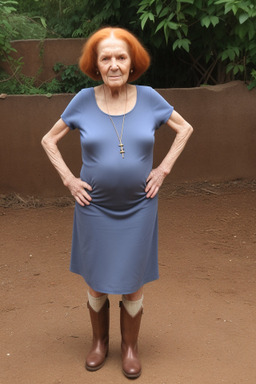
top-left (145, 110), bottom-right (193, 198)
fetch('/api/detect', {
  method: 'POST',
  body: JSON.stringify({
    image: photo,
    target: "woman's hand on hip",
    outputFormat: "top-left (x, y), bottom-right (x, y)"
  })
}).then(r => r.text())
top-left (145, 166), bottom-right (168, 199)
top-left (65, 176), bottom-right (92, 206)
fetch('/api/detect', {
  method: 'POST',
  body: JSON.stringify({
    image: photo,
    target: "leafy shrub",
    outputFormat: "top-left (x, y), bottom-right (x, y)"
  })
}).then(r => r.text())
top-left (0, 70), bottom-right (59, 94)
top-left (2, 0), bottom-right (256, 90)
top-left (53, 63), bottom-right (100, 93)
top-left (0, 64), bottom-right (99, 95)
top-left (138, 0), bottom-right (256, 87)
top-left (0, 0), bottom-right (19, 61)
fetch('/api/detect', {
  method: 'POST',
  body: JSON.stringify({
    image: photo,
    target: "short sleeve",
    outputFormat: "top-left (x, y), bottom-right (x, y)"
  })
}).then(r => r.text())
top-left (61, 89), bottom-right (88, 130)
top-left (149, 87), bottom-right (174, 129)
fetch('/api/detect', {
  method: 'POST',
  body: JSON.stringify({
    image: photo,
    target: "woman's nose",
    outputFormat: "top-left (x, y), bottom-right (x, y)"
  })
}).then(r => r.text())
top-left (110, 58), bottom-right (118, 69)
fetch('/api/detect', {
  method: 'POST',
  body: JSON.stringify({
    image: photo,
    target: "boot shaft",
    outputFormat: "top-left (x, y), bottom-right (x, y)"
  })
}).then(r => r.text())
top-left (119, 301), bottom-right (143, 346)
top-left (87, 298), bottom-right (110, 341)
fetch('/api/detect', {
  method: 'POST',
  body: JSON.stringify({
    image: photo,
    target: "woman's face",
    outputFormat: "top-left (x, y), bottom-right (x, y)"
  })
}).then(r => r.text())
top-left (97, 36), bottom-right (132, 89)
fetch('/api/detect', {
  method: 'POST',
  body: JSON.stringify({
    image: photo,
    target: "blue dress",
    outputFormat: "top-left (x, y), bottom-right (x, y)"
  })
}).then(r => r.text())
top-left (61, 85), bottom-right (174, 294)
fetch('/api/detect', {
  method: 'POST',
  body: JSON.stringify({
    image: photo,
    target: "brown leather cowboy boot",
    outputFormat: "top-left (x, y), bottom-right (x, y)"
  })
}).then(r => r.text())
top-left (85, 298), bottom-right (109, 371)
top-left (120, 301), bottom-right (143, 379)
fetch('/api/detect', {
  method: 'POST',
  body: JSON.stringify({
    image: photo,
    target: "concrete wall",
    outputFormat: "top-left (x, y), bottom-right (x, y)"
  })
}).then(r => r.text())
top-left (0, 81), bottom-right (255, 197)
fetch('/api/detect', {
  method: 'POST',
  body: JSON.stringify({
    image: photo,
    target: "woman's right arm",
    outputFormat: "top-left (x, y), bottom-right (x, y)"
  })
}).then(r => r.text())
top-left (41, 118), bottom-right (92, 206)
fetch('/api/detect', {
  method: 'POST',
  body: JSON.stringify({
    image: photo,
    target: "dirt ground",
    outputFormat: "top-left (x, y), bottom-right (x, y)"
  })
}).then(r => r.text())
top-left (1, 180), bottom-right (256, 384)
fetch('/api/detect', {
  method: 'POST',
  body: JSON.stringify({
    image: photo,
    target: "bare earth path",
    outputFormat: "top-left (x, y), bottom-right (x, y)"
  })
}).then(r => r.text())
top-left (1, 181), bottom-right (256, 384)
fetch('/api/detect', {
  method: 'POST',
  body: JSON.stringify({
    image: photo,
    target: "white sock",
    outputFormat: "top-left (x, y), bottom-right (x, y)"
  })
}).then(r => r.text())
top-left (88, 291), bottom-right (108, 312)
top-left (122, 295), bottom-right (144, 317)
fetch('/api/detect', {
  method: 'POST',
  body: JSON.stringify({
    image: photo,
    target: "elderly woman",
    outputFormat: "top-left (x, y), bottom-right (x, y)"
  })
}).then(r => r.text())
top-left (41, 27), bottom-right (193, 379)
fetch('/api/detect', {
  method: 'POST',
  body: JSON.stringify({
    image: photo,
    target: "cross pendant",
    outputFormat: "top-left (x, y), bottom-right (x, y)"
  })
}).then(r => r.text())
top-left (119, 143), bottom-right (125, 159)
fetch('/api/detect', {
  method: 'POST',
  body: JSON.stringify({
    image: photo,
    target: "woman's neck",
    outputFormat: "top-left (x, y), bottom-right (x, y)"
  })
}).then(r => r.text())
top-left (94, 83), bottom-right (136, 115)
top-left (103, 84), bottom-right (128, 100)
top-left (103, 84), bottom-right (128, 115)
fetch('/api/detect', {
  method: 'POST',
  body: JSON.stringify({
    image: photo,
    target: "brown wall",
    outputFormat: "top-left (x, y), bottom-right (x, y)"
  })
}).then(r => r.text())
top-left (1, 39), bottom-right (86, 83)
top-left (0, 81), bottom-right (255, 197)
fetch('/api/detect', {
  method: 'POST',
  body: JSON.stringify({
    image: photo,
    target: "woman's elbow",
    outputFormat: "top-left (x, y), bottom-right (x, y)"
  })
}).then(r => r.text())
top-left (41, 134), bottom-right (48, 149)
top-left (186, 122), bottom-right (193, 136)
top-left (41, 133), bottom-right (53, 150)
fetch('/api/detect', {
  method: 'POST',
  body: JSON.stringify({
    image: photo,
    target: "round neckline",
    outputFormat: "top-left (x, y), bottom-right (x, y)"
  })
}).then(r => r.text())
top-left (92, 85), bottom-right (138, 117)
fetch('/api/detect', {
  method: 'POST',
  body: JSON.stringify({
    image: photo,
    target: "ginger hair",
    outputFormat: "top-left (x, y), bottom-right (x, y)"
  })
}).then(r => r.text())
top-left (79, 27), bottom-right (150, 82)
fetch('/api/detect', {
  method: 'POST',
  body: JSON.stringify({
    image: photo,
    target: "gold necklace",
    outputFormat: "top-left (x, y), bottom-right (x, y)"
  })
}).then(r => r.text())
top-left (103, 86), bottom-right (127, 159)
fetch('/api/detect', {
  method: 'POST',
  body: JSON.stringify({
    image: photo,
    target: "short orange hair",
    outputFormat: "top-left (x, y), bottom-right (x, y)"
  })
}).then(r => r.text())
top-left (79, 27), bottom-right (150, 82)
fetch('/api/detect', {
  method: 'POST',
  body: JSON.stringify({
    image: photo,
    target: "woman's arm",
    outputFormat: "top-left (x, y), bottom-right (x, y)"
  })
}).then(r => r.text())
top-left (145, 110), bottom-right (193, 198)
top-left (41, 118), bottom-right (92, 206)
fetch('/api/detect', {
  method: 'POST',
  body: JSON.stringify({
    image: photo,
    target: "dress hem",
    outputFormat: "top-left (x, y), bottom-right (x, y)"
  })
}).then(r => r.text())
top-left (69, 267), bottom-right (159, 295)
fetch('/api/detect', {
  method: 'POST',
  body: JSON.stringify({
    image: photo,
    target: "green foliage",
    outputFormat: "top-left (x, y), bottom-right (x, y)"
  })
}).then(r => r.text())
top-left (0, 64), bottom-right (99, 95)
top-left (0, 68), bottom-right (61, 94)
top-left (2, 0), bottom-right (256, 89)
top-left (248, 69), bottom-right (256, 90)
top-left (16, 0), bottom-right (140, 38)
top-left (6, 14), bottom-right (48, 40)
top-left (0, 0), bottom-right (19, 60)
top-left (0, 0), bottom-right (48, 51)
top-left (53, 63), bottom-right (100, 93)
top-left (0, 70), bottom-right (49, 94)
top-left (138, 0), bottom-right (256, 87)
top-left (0, 0), bottom-right (49, 86)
